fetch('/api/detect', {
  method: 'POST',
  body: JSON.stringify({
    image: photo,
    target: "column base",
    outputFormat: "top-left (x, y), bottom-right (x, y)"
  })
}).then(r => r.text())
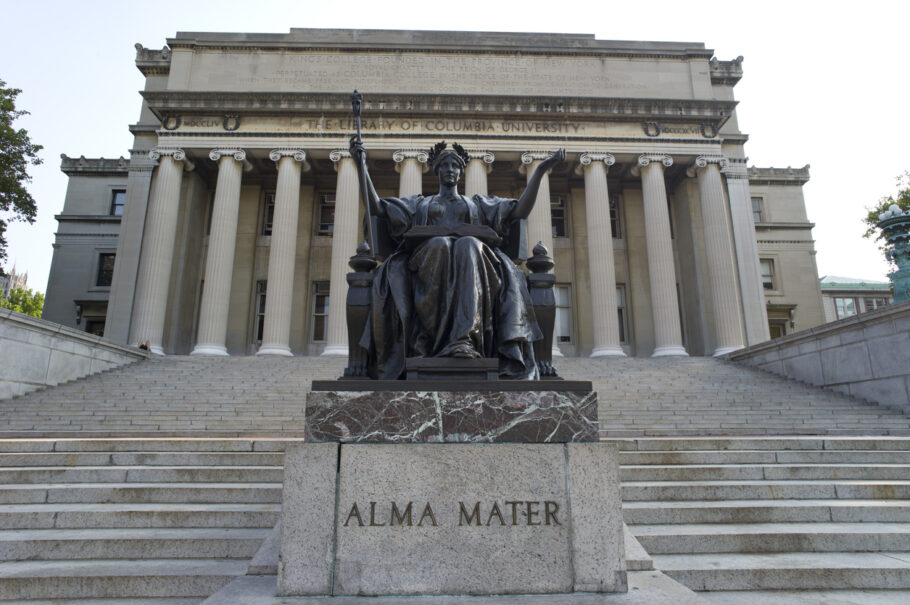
top-left (190, 345), bottom-right (229, 356)
top-left (552, 346), bottom-right (564, 358)
top-left (590, 346), bottom-right (626, 358)
top-left (150, 345), bottom-right (165, 356)
top-left (257, 344), bottom-right (294, 357)
top-left (651, 346), bottom-right (688, 358)
top-left (321, 345), bottom-right (349, 357)
top-left (713, 345), bottom-right (743, 357)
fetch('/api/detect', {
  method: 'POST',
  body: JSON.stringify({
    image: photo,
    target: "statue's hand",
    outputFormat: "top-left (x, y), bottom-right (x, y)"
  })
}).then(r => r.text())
top-left (349, 135), bottom-right (366, 163)
top-left (542, 148), bottom-right (566, 169)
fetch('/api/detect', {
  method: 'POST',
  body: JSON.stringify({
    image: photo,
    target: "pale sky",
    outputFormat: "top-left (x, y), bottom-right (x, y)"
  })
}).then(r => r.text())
top-left (2, 0), bottom-right (907, 292)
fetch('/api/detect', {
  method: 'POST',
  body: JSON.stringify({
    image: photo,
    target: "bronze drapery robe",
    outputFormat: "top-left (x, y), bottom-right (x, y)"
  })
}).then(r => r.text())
top-left (360, 194), bottom-right (542, 379)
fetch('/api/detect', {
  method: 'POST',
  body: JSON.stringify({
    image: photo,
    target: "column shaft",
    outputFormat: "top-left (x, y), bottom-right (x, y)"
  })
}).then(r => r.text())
top-left (398, 157), bottom-right (423, 197)
top-left (465, 152), bottom-right (494, 197)
top-left (582, 156), bottom-right (625, 356)
top-left (522, 156), bottom-right (560, 356)
top-left (323, 153), bottom-right (360, 356)
top-left (639, 158), bottom-right (687, 357)
top-left (726, 172), bottom-right (771, 344)
top-left (130, 150), bottom-right (188, 355)
top-left (258, 152), bottom-right (305, 356)
top-left (696, 160), bottom-right (746, 355)
top-left (192, 150), bottom-right (246, 356)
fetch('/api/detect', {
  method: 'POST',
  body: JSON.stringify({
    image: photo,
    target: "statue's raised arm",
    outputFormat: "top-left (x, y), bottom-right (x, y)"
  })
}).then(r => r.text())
top-left (512, 149), bottom-right (566, 219)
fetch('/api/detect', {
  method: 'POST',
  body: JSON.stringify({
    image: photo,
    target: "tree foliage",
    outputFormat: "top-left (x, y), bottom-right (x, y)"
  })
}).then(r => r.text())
top-left (0, 79), bottom-right (43, 266)
top-left (863, 171), bottom-right (910, 241)
top-left (0, 287), bottom-right (44, 317)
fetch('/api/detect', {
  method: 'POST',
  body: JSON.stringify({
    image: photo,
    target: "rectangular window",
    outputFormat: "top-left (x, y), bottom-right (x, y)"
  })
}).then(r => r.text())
top-left (85, 319), bottom-right (106, 337)
top-left (760, 259), bottom-right (775, 291)
top-left (317, 193), bottom-right (336, 236)
top-left (555, 285), bottom-right (572, 344)
top-left (110, 190), bottom-right (126, 216)
top-left (863, 297), bottom-right (888, 312)
top-left (254, 281), bottom-right (267, 342)
top-left (261, 193), bottom-right (275, 236)
top-left (96, 253), bottom-right (115, 287)
top-left (751, 197), bottom-right (764, 222)
top-left (610, 194), bottom-right (621, 239)
top-left (616, 285), bottom-right (627, 343)
top-left (551, 195), bottom-right (567, 237)
top-left (312, 281), bottom-right (330, 342)
top-left (835, 297), bottom-right (858, 319)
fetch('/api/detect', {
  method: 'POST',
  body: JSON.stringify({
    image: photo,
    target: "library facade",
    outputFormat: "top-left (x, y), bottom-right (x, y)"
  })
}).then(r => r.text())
top-left (44, 29), bottom-right (825, 358)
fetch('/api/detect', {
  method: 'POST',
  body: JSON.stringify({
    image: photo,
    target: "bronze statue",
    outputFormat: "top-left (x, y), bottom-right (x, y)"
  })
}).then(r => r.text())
top-left (349, 133), bottom-right (564, 380)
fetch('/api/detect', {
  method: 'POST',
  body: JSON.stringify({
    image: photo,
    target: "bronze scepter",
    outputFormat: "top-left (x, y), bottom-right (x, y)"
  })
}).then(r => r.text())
top-left (350, 90), bottom-right (375, 254)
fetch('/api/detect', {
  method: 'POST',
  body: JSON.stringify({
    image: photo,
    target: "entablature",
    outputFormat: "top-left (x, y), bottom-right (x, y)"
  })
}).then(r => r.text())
top-left (749, 165), bottom-right (811, 186)
top-left (135, 44), bottom-right (171, 76)
top-left (60, 154), bottom-right (129, 177)
top-left (710, 57), bottom-right (743, 86)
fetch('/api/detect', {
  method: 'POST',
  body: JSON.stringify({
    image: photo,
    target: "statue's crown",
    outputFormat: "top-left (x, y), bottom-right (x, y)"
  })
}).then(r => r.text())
top-left (427, 141), bottom-right (470, 170)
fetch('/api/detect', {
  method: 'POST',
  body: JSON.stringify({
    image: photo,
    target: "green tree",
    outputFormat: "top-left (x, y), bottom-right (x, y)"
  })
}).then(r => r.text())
top-left (0, 79), bottom-right (43, 266)
top-left (0, 286), bottom-right (44, 317)
top-left (863, 171), bottom-right (910, 241)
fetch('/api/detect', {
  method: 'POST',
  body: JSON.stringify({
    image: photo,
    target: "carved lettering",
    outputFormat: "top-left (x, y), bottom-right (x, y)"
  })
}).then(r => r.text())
top-left (526, 501), bottom-right (541, 526)
top-left (505, 501), bottom-right (521, 526)
top-left (458, 502), bottom-right (481, 526)
top-left (390, 501), bottom-right (413, 526)
top-left (545, 501), bottom-right (560, 526)
top-left (417, 502), bottom-right (438, 527)
top-left (486, 502), bottom-right (506, 526)
top-left (344, 503), bottom-right (364, 527)
top-left (369, 501), bottom-right (386, 526)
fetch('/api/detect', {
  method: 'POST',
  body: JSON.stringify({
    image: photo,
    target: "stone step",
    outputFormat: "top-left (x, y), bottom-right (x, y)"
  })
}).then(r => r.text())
top-left (0, 558), bottom-right (248, 599)
top-left (0, 503), bottom-right (281, 529)
top-left (632, 522), bottom-right (910, 554)
top-left (0, 527), bottom-right (270, 560)
top-left (652, 552), bottom-right (910, 591)
top-left (0, 439), bottom-right (295, 453)
top-left (0, 482), bottom-right (283, 504)
top-left (5, 599), bottom-right (199, 605)
top-left (620, 450), bottom-right (910, 465)
top-left (697, 589), bottom-right (910, 604)
top-left (0, 451), bottom-right (285, 466)
top-left (621, 464), bottom-right (910, 481)
top-left (622, 500), bottom-right (910, 524)
top-left (0, 465), bottom-right (284, 483)
top-left (612, 437), bottom-right (910, 451)
top-left (621, 480), bottom-right (910, 501)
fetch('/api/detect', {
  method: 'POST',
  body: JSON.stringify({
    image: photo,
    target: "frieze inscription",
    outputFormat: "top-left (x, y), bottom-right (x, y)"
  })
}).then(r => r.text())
top-left (342, 500), bottom-right (562, 528)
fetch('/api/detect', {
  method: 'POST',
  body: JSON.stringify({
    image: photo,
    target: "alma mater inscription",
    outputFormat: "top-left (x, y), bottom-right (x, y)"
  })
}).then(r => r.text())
top-left (343, 500), bottom-right (561, 527)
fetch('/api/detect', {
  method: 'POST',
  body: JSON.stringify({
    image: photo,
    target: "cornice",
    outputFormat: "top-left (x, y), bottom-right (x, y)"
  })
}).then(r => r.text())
top-left (134, 44), bottom-right (171, 76)
top-left (60, 154), bottom-right (129, 176)
top-left (140, 91), bottom-right (737, 125)
top-left (749, 165), bottom-right (811, 185)
top-left (709, 56), bottom-right (743, 86)
top-left (166, 30), bottom-right (713, 60)
top-left (54, 215), bottom-right (122, 223)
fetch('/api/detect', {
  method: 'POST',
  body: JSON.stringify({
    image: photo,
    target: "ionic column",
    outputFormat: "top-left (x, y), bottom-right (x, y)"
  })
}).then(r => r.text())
top-left (688, 156), bottom-right (746, 356)
top-left (191, 149), bottom-right (252, 356)
top-left (322, 150), bottom-right (360, 356)
top-left (633, 154), bottom-right (687, 357)
top-left (393, 150), bottom-right (428, 197)
top-left (520, 151), bottom-right (561, 357)
top-left (130, 148), bottom-right (194, 355)
top-left (576, 153), bottom-right (625, 357)
top-left (257, 149), bottom-right (310, 356)
top-left (724, 160), bottom-right (770, 345)
top-left (465, 151), bottom-right (494, 197)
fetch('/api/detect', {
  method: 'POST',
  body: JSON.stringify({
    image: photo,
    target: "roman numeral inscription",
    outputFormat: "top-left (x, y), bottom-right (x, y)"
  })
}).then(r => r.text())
top-left (342, 500), bottom-right (560, 528)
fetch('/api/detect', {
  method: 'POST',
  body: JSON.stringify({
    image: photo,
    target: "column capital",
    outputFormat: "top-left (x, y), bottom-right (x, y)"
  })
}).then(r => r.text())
top-left (329, 149), bottom-right (352, 172)
top-left (392, 149), bottom-right (429, 173)
top-left (686, 155), bottom-right (728, 178)
top-left (149, 147), bottom-right (194, 171)
top-left (209, 148), bottom-right (253, 172)
top-left (270, 148), bottom-right (311, 171)
top-left (574, 152), bottom-right (615, 176)
top-left (638, 154), bottom-right (673, 168)
top-left (466, 150), bottom-right (495, 175)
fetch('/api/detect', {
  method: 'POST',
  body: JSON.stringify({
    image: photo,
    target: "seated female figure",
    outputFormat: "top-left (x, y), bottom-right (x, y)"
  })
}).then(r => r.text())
top-left (350, 139), bottom-right (565, 379)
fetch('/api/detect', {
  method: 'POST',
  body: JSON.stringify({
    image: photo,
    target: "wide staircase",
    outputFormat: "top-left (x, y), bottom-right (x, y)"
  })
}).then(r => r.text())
top-left (0, 356), bottom-right (909, 602)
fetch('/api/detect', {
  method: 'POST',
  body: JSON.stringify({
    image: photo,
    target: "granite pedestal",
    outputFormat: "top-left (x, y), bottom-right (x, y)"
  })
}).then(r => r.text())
top-left (278, 380), bottom-right (624, 598)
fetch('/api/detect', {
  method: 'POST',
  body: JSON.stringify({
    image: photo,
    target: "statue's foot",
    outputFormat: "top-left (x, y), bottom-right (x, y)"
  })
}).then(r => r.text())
top-left (450, 343), bottom-right (481, 359)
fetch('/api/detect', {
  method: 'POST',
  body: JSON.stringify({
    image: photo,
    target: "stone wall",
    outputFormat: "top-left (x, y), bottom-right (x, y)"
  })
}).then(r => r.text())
top-left (0, 309), bottom-right (147, 399)
top-left (725, 300), bottom-right (910, 412)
